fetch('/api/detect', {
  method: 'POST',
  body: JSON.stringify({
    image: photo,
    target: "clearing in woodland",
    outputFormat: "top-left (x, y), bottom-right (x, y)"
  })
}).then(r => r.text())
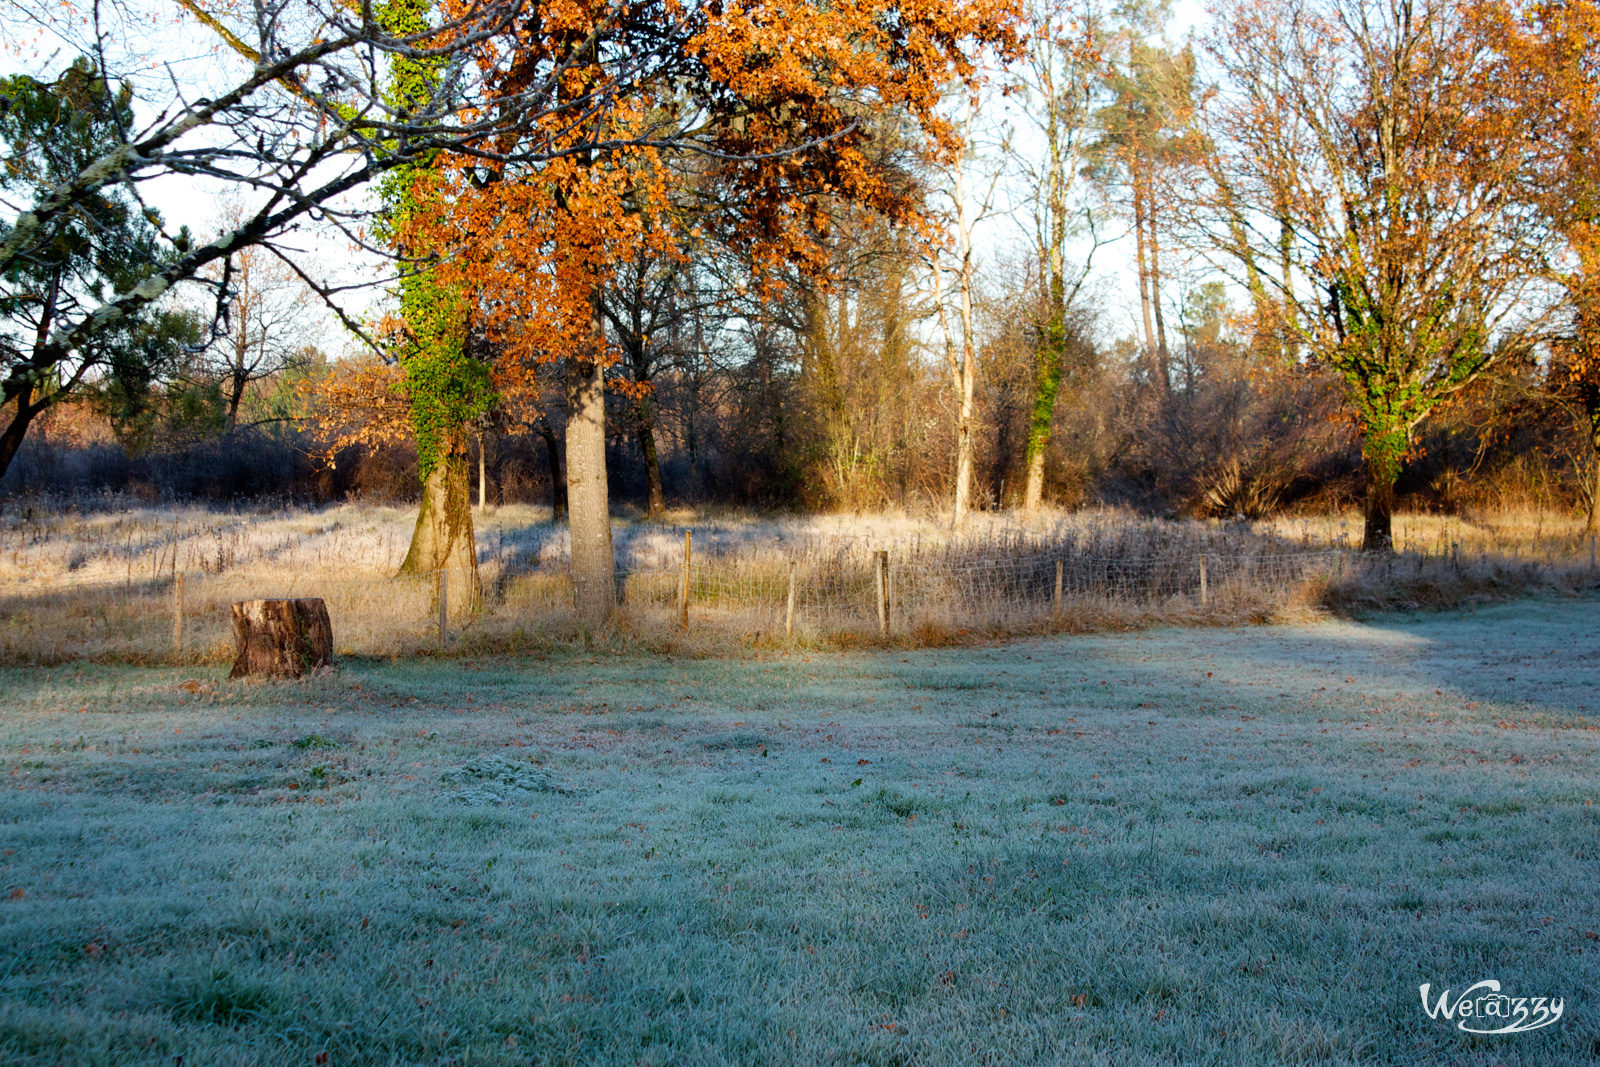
top-left (0, 598), bottom-right (1597, 1064)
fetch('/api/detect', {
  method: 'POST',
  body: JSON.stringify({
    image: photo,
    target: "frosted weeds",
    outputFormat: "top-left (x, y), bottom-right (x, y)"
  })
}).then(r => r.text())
top-left (439, 755), bottom-right (563, 805)
top-left (0, 500), bottom-right (1242, 586)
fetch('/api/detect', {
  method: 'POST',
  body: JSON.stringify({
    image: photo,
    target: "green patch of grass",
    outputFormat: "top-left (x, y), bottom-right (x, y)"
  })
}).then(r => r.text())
top-left (1467, 798), bottom-right (1526, 816)
top-left (162, 969), bottom-right (280, 1027)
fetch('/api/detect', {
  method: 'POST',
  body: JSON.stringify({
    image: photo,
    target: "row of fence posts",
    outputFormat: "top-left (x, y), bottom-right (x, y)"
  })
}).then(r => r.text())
top-left (671, 536), bottom-right (1211, 638)
top-left (161, 533), bottom-right (1600, 655)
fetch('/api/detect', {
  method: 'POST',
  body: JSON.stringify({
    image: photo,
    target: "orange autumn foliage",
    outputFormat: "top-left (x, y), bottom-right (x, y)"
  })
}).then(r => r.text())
top-left (303, 354), bottom-right (412, 462)
top-left (402, 0), bottom-right (1021, 385)
top-left (1470, 0), bottom-right (1600, 377)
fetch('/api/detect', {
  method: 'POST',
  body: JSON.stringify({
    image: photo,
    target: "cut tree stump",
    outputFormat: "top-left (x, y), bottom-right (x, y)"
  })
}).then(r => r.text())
top-left (229, 599), bottom-right (333, 679)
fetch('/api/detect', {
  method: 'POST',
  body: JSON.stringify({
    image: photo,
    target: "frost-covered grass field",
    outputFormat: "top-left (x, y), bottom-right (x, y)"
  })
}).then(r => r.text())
top-left (1, 598), bottom-right (1597, 1064)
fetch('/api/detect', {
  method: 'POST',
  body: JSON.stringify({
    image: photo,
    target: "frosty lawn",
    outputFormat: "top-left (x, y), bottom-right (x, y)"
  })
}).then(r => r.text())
top-left (1, 599), bottom-right (1597, 1065)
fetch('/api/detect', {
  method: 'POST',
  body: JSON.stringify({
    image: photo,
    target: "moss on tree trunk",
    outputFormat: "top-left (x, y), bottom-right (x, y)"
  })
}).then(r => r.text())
top-left (1022, 314), bottom-right (1065, 519)
top-left (398, 441), bottom-right (481, 610)
top-left (1363, 460), bottom-right (1396, 552)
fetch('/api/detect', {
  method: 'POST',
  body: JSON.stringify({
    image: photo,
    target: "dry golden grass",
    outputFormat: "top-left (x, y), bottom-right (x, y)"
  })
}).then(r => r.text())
top-left (1, 499), bottom-right (1595, 665)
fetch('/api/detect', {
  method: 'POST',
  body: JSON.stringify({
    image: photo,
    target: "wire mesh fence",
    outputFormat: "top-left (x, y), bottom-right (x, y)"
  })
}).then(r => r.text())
top-left (4, 527), bottom-right (1596, 665)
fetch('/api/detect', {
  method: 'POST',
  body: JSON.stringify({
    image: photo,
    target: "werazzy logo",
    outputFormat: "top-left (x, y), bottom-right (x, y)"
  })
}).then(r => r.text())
top-left (1419, 980), bottom-right (1564, 1035)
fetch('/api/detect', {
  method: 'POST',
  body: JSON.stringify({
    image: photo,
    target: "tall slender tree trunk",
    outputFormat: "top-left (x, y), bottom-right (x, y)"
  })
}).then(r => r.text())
top-left (941, 137), bottom-right (981, 531)
top-left (1133, 180), bottom-right (1158, 363)
top-left (1277, 216), bottom-right (1297, 331)
top-left (398, 436), bottom-right (481, 608)
top-left (1023, 136), bottom-right (1072, 520)
top-left (1583, 389), bottom-right (1600, 534)
top-left (943, 281), bottom-right (977, 529)
top-left (627, 340), bottom-right (665, 517)
top-left (224, 375), bottom-right (246, 434)
top-left (1147, 196), bottom-right (1171, 394)
top-left (953, 393), bottom-right (975, 526)
top-left (477, 432), bottom-right (487, 511)
top-left (540, 423), bottom-right (567, 520)
top-left (636, 404), bottom-right (665, 517)
top-left (566, 305), bottom-right (615, 625)
top-left (224, 261), bottom-right (250, 434)
top-left (685, 306), bottom-right (707, 495)
top-left (1022, 336), bottom-right (1063, 519)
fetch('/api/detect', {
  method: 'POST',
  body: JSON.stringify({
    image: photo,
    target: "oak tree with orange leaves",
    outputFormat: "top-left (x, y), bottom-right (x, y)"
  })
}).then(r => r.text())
top-left (397, 0), bottom-right (1021, 621)
top-left (1471, 0), bottom-right (1600, 530)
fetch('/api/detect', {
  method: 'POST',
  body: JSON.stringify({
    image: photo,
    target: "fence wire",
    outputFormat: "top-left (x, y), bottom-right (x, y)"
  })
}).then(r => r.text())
top-left (5, 540), bottom-right (1593, 664)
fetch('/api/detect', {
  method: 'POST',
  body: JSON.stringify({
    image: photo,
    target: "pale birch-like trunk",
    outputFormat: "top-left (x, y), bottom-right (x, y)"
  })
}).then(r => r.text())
top-left (566, 302), bottom-right (615, 625)
top-left (936, 114), bottom-right (984, 531)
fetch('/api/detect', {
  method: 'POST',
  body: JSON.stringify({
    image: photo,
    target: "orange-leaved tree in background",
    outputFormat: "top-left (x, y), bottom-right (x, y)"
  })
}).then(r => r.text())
top-left (1471, 0), bottom-right (1600, 530)
top-left (400, 0), bottom-right (1021, 623)
top-left (1197, 0), bottom-right (1546, 551)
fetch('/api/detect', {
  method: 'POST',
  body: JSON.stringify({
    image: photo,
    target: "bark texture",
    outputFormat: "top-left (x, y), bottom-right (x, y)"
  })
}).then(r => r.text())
top-left (398, 444), bottom-right (481, 610)
top-left (540, 424), bottom-right (567, 519)
top-left (1363, 460), bottom-right (1396, 552)
top-left (229, 598), bottom-right (333, 678)
top-left (567, 354), bottom-right (616, 624)
top-left (636, 399), bottom-right (666, 518)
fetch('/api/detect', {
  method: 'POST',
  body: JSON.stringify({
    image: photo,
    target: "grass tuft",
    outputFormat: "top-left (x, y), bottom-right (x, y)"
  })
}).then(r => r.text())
top-left (162, 969), bottom-right (280, 1028)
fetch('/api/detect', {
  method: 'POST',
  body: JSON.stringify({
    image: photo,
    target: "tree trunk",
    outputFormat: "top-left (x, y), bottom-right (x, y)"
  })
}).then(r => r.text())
top-left (1021, 441), bottom-right (1049, 519)
top-left (1584, 390), bottom-right (1600, 534)
top-left (0, 386), bottom-right (40, 487)
top-left (0, 272), bottom-right (58, 486)
top-left (398, 442), bottom-right (481, 610)
top-left (224, 372), bottom-right (246, 435)
top-left (228, 598), bottom-right (333, 678)
top-left (1022, 327), bottom-right (1064, 520)
top-left (941, 163), bottom-right (980, 530)
top-left (477, 432), bottom-right (487, 511)
top-left (1148, 203), bottom-right (1171, 394)
top-left (567, 350), bottom-right (615, 626)
top-left (1363, 457), bottom-right (1396, 552)
top-left (1133, 179), bottom-right (1158, 363)
top-left (540, 424), bottom-right (567, 520)
top-left (636, 398), bottom-right (666, 517)
top-left (225, 321), bottom-right (249, 435)
top-left (953, 394), bottom-right (975, 528)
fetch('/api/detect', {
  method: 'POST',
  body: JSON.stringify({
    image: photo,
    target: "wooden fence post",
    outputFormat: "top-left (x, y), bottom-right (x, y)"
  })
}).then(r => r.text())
top-left (875, 550), bottom-right (889, 637)
top-left (1199, 554), bottom-right (1208, 607)
top-left (785, 561), bottom-right (797, 639)
top-left (172, 571), bottom-right (185, 655)
top-left (1053, 559), bottom-right (1063, 619)
top-left (679, 530), bottom-right (692, 631)
top-left (436, 570), bottom-right (448, 648)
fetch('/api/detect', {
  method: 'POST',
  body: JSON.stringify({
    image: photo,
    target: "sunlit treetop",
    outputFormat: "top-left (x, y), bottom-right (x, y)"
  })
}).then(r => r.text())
top-left (390, 0), bottom-right (1021, 378)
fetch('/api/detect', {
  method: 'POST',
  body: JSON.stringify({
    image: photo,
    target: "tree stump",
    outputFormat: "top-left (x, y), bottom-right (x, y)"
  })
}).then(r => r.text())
top-left (229, 599), bottom-right (333, 679)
